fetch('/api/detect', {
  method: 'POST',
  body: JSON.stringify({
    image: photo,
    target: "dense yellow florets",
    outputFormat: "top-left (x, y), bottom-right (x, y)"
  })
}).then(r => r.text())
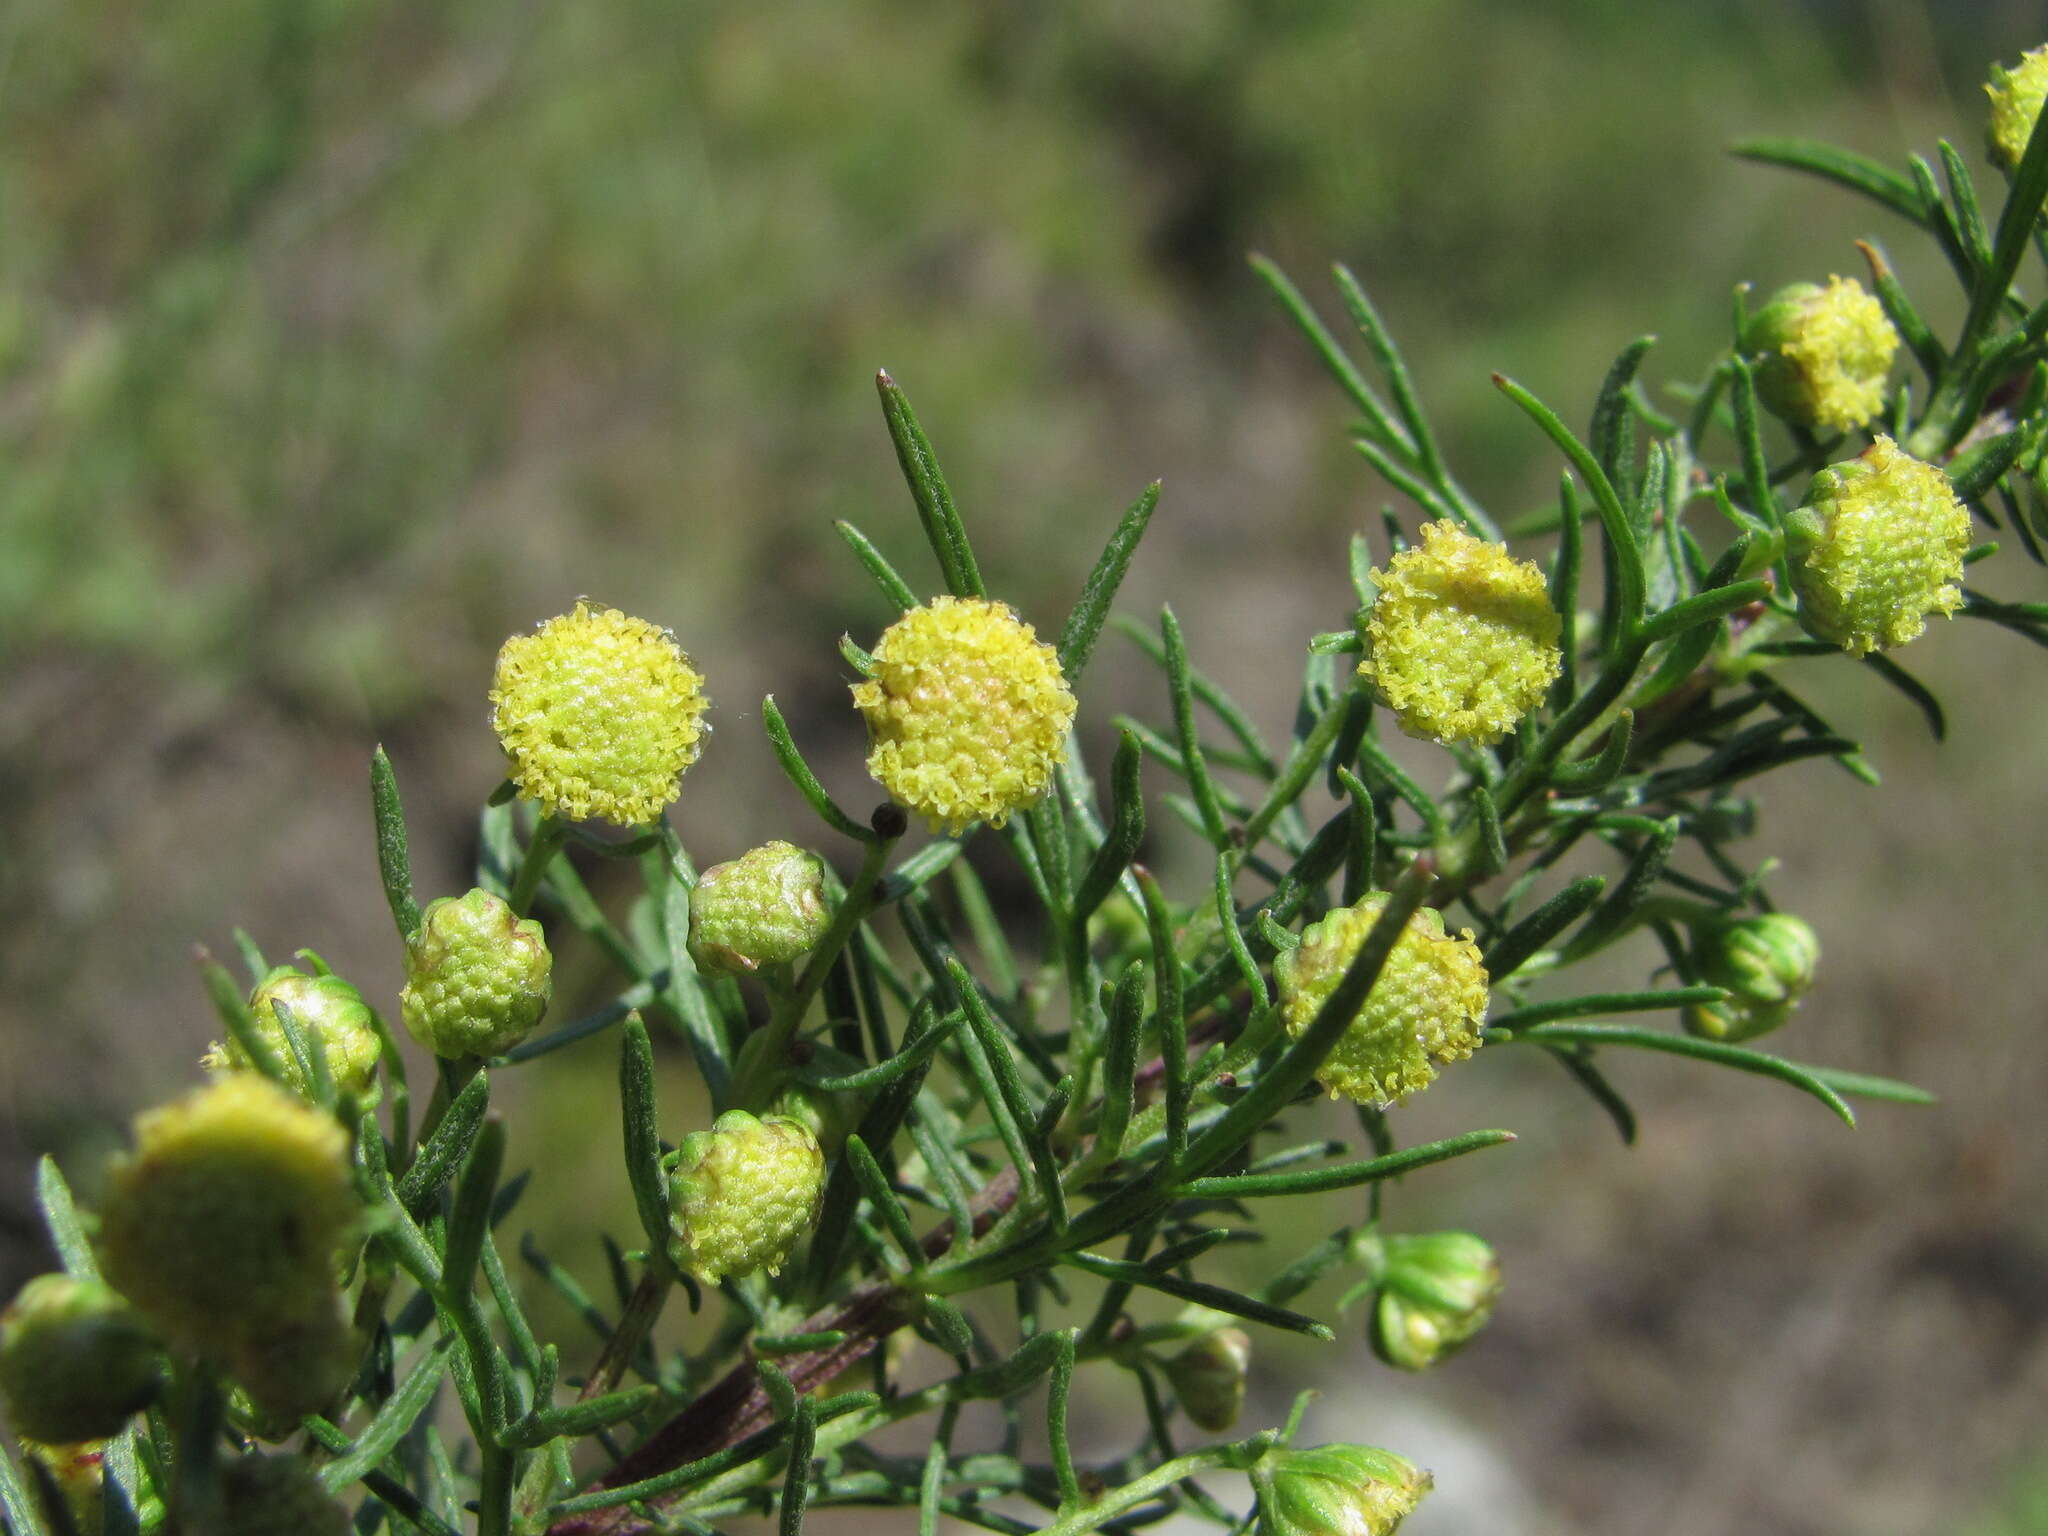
top-left (668, 1111), bottom-right (825, 1284)
top-left (490, 601), bottom-right (709, 826)
top-left (852, 596), bottom-right (1077, 833)
top-left (1987, 45), bottom-right (2048, 172)
top-left (401, 888), bottom-right (553, 1058)
top-left (1358, 522), bottom-right (1561, 746)
top-left (1275, 896), bottom-right (1489, 1107)
top-left (1746, 276), bottom-right (1899, 434)
top-left (1786, 436), bottom-right (1971, 655)
top-left (98, 1077), bottom-right (358, 1373)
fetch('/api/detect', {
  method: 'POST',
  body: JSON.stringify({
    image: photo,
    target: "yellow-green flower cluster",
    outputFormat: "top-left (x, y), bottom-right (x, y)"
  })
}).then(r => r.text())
top-left (1358, 521), bottom-right (1561, 747)
top-left (98, 1076), bottom-right (360, 1419)
top-left (401, 888), bottom-right (553, 1058)
top-left (1743, 276), bottom-right (1899, 434)
top-left (0, 1275), bottom-right (162, 1444)
top-left (852, 596), bottom-right (1077, 833)
top-left (205, 963), bottom-right (382, 1101)
top-left (490, 601), bottom-right (709, 826)
top-left (668, 1110), bottom-right (825, 1284)
top-left (1275, 896), bottom-right (1488, 1107)
top-left (1786, 436), bottom-right (1971, 655)
top-left (689, 840), bottom-right (832, 975)
top-left (1987, 45), bottom-right (2048, 172)
top-left (1252, 1443), bottom-right (1432, 1536)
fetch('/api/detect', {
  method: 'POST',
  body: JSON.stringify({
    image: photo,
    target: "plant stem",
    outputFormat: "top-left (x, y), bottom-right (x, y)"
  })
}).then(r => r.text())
top-left (508, 815), bottom-right (567, 917)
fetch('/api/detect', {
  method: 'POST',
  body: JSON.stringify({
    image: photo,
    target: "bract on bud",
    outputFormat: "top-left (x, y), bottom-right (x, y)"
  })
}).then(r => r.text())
top-left (668, 1111), bottom-right (825, 1284)
top-left (1786, 436), bottom-right (1970, 655)
top-left (1356, 1230), bottom-right (1502, 1372)
top-left (1683, 912), bottom-right (1820, 1043)
top-left (0, 1275), bottom-right (162, 1443)
top-left (1275, 896), bottom-right (1489, 1107)
top-left (1986, 45), bottom-right (2048, 172)
top-left (491, 601), bottom-right (709, 826)
top-left (1742, 277), bottom-right (1898, 433)
top-left (207, 963), bottom-right (381, 1101)
top-left (1162, 1323), bottom-right (1252, 1432)
top-left (1252, 1442), bottom-right (1432, 1536)
top-left (853, 596), bottom-right (1077, 833)
top-left (1357, 520), bottom-right (1561, 747)
top-left (401, 888), bottom-right (553, 1059)
top-left (690, 841), bottom-right (833, 975)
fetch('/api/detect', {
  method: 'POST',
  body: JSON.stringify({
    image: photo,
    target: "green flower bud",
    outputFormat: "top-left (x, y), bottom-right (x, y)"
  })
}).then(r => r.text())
top-left (1682, 912), bottom-right (1820, 1043)
top-left (0, 1275), bottom-right (162, 1443)
top-left (1252, 1443), bottom-right (1431, 1536)
top-left (1786, 436), bottom-right (1971, 655)
top-left (401, 888), bottom-right (553, 1058)
top-left (98, 1077), bottom-right (360, 1368)
top-left (768, 1077), bottom-right (864, 1158)
top-left (1742, 277), bottom-right (1898, 434)
top-left (668, 1111), bottom-right (825, 1284)
top-left (1275, 896), bottom-right (1489, 1108)
top-left (689, 841), bottom-right (833, 975)
top-left (1357, 1230), bottom-right (1502, 1372)
top-left (1986, 45), bottom-right (2048, 173)
top-left (216, 1454), bottom-right (352, 1536)
top-left (206, 963), bottom-right (381, 1101)
top-left (1162, 1322), bottom-right (1251, 1432)
top-left (1358, 520), bottom-right (1562, 747)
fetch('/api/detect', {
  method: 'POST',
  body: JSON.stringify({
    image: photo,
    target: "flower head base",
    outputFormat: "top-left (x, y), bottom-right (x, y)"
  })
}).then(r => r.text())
top-left (1252, 1443), bottom-right (1431, 1536)
top-left (402, 888), bottom-right (553, 1058)
top-left (1162, 1321), bottom-right (1251, 1432)
top-left (490, 601), bottom-right (709, 826)
top-left (98, 1076), bottom-right (359, 1363)
top-left (1743, 276), bottom-right (1899, 434)
top-left (1275, 896), bottom-right (1488, 1107)
top-left (690, 841), bottom-right (833, 975)
top-left (1987, 45), bottom-right (2048, 172)
top-left (1358, 521), bottom-right (1561, 746)
top-left (852, 596), bottom-right (1077, 833)
top-left (0, 1275), bottom-right (162, 1443)
top-left (667, 1110), bottom-right (825, 1284)
top-left (1683, 912), bottom-right (1820, 1043)
top-left (1356, 1230), bottom-right (1502, 1372)
top-left (1786, 436), bottom-right (1970, 654)
top-left (206, 963), bottom-right (381, 1101)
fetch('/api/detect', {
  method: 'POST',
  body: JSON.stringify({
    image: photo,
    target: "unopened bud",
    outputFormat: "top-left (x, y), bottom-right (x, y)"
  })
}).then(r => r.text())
top-left (0, 1275), bottom-right (162, 1443)
top-left (1162, 1323), bottom-right (1251, 1432)
top-left (401, 888), bottom-right (553, 1058)
top-left (690, 842), bottom-right (832, 975)
top-left (1357, 1230), bottom-right (1501, 1372)
top-left (1683, 912), bottom-right (1820, 1043)
top-left (208, 963), bottom-right (381, 1101)
top-left (1252, 1442), bottom-right (1431, 1536)
top-left (668, 1111), bottom-right (825, 1284)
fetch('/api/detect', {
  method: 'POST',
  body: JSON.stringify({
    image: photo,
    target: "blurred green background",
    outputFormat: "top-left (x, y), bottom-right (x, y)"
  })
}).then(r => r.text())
top-left (4, 2), bottom-right (2047, 1532)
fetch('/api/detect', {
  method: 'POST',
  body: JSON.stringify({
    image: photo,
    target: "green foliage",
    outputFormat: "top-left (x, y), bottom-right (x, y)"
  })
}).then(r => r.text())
top-left (9, 42), bottom-right (2048, 1536)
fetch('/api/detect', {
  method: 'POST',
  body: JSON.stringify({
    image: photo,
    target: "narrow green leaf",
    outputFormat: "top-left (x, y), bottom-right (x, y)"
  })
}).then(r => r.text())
top-left (1047, 1330), bottom-right (1081, 1512)
top-left (1542, 1045), bottom-right (1639, 1144)
top-left (762, 696), bottom-right (875, 844)
top-left (1489, 986), bottom-right (1725, 1031)
top-left (619, 1016), bottom-right (671, 1262)
top-left (876, 370), bottom-right (984, 599)
top-left (1160, 606), bottom-right (1231, 849)
top-left (1947, 425), bottom-right (2028, 502)
top-left (35, 1158), bottom-right (98, 1280)
top-left (794, 1014), bottom-right (961, 1093)
top-left (1799, 1066), bottom-right (1936, 1105)
top-left (0, 1446), bottom-right (51, 1536)
top-left (398, 1069), bottom-right (492, 1214)
top-left (1179, 1128), bottom-right (1514, 1199)
top-left (504, 1384), bottom-right (664, 1449)
top-left (1563, 817), bottom-right (1679, 958)
top-left (1591, 336), bottom-right (1657, 496)
top-left (778, 1394), bottom-right (817, 1536)
top-left (444, 1116), bottom-right (506, 1298)
top-left (1060, 1249), bottom-right (1333, 1339)
top-left (1636, 580), bottom-right (1772, 646)
top-left (1072, 731), bottom-right (1145, 925)
top-left (1094, 962), bottom-right (1145, 1161)
top-left (1962, 98), bottom-right (2048, 357)
top-left (1470, 784), bottom-right (1507, 879)
top-left (1213, 853), bottom-right (1270, 1012)
top-left (1512, 1022), bottom-right (1856, 1126)
top-left (319, 1340), bottom-right (453, 1489)
top-left (371, 746), bottom-right (423, 940)
top-left (1938, 140), bottom-right (1993, 271)
top-left (1249, 254), bottom-right (1410, 453)
top-left (1549, 713), bottom-right (1633, 794)
top-left (1862, 653), bottom-right (1946, 741)
top-left (949, 1327), bottom-right (1070, 1401)
top-left (844, 1134), bottom-right (923, 1271)
top-left (1730, 138), bottom-right (1927, 224)
top-left (1059, 481), bottom-right (1160, 684)
top-left (1483, 876), bottom-right (1606, 980)
top-left (1136, 870), bottom-right (1189, 1169)
top-left (1857, 239), bottom-right (1944, 382)
top-left (754, 1330), bottom-right (849, 1356)
top-left (834, 520), bottom-right (918, 611)
top-left (948, 961), bottom-right (1042, 1206)
top-left (1725, 356), bottom-right (1779, 529)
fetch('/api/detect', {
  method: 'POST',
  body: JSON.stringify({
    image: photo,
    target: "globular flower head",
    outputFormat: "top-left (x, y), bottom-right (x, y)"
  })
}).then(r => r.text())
top-left (1162, 1319), bottom-right (1251, 1432)
top-left (1683, 912), bottom-right (1821, 1043)
top-left (1276, 897), bottom-right (1488, 1107)
top-left (852, 596), bottom-right (1077, 833)
top-left (217, 1454), bottom-right (353, 1536)
top-left (1252, 1442), bottom-right (1432, 1536)
top-left (1987, 45), bottom-right (2048, 172)
top-left (668, 1110), bottom-right (825, 1284)
top-left (206, 963), bottom-right (382, 1101)
top-left (1786, 435), bottom-right (1971, 655)
top-left (690, 841), bottom-right (833, 975)
top-left (1742, 277), bottom-right (1899, 434)
top-left (1355, 1230), bottom-right (1502, 1372)
top-left (401, 888), bottom-right (553, 1059)
top-left (0, 1275), bottom-right (162, 1443)
top-left (1358, 521), bottom-right (1561, 746)
top-left (97, 1076), bottom-right (359, 1360)
top-left (490, 601), bottom-right (709, 826)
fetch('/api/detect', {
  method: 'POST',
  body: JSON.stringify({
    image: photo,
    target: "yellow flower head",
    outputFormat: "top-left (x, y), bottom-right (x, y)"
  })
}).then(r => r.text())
top-left (1987, 45), bottom-right (2048, 172)
top-left (98, 1076), bottom-right (359, 1358)
top-left (852, 596), bottom-right (1077, 833)
top-left (1275, 896), bottom-right (1488, 1107)
top-left (1786, 435), bottom-right (1971, 655)
top-left (1743, 276), bottom-right (1899, 434)
top-left (490, 601), bottom-right (709, 826)
top-left (1358, 521), bottom-right (1561, 746)
top-left (668, 1111), bottom-right (825, 1284)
